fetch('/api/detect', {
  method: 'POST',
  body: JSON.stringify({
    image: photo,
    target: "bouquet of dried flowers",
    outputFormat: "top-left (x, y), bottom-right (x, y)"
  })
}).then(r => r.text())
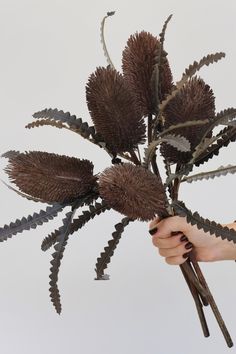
top-left (1, 12), bottom-right (236, 347)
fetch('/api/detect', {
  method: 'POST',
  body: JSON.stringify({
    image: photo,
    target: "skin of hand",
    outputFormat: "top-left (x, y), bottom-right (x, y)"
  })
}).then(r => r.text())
top-left (149, 216), bottom-right (236, 265)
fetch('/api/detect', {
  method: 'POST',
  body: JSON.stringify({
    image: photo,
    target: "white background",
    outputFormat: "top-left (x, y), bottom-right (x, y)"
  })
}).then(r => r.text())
top-left (0, 0), bottom-right (235, 353)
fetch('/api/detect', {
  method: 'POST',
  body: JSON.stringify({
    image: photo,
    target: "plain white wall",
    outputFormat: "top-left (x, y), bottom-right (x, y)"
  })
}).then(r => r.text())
top-left (0, 0), bottom-right (235, 353)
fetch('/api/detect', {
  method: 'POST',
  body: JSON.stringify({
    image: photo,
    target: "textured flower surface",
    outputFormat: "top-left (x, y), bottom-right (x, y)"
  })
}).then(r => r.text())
top-left (5, 151), bottom-right (97, 203)
top-left (86, 67), bottom-right (146, 154)
top-left (160, 77), bottom-right (215, 163)
top-left (98, 163), bottom-right (168, 221)
top-left (122, 31), bottom-right (173, 116)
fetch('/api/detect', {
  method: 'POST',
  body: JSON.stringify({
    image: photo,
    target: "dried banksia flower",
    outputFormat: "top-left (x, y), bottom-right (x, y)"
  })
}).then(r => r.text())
top-left (86, 67), bottom-right (146, 154)
top-left (122, 31), bottom-right (173, 116)
top-left (5, 151), bottom-right (97, 203)
top-left (98, 163), bottom-right (168, 221)
top-left (161, 77), bottom-right (215, 163)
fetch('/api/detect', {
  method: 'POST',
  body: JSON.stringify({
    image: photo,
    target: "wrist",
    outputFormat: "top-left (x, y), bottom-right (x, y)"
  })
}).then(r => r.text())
top-left (214, 223), bottom-right (236, 261)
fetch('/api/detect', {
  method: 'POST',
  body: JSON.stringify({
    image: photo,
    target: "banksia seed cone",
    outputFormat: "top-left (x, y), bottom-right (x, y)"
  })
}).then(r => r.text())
top-left (122, 31), bottom-right (173, 117)
top-left (98, 163), bottom-right (168, 221)
top-left (86, 67), bottom-right (146, 154)
top-left (5, 151), bottom-right (97, 203)
top-left (160, 77), bottom-right (215, 163)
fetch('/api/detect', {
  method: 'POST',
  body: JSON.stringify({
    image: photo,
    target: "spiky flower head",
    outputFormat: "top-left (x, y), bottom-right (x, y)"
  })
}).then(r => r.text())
top-left (98, 163), bottom-right (168, 221)
top-left (86, 67), bottom-right (146, 155)
top-left (160, 77), bottom-right (215, 163)
top-left (5, 151), bottom-right (97, 203)
top-left (122, 31), bottom-right (173, 117)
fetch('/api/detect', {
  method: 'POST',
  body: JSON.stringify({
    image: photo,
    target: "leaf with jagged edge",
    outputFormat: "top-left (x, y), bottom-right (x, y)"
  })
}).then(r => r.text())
top-left (172, 201), bottom-right (236, 243)
top-left (32, 108), bottom-right (96, 139)
top-left (26, 119), bottom-right (65, 130)
top-left (151, 14), bottom-right (173, 112)
top-left (143, 134), bottom-right (191, 169)
top-left (48, 193), bottom-right (101, 313)
top-left (159, 52), bottom-right (225, 112)
top-left (182, 165), bottom-right (236, 183)
top-left (95, 217), bottom-right (132, 280)
top-left (190, 108), bottom-right (236, 164)
top-left (0, 203), bottom-right (65, 242)
top-left (41, 199), bottom-right (110, 251)
top-left (49, 209), bottom-right (76, 314)
top-left (100, 11), bottom-right (115, 69)
top-left (195, 126), bottom-right (236, 167)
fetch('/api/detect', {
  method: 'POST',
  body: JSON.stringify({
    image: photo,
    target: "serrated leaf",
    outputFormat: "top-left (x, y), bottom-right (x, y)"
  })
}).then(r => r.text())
top-left (159, 52), bottom-right (225, 112)
top-left (172, 201), bottom-right (236, 243)
top-left (194, 126), bottom-right (236, 167)
top-left (0, 203), bottom-right (65, 242)
top-left (26, 119), bottom-right (65, 130)
top-left (182, 165), bottom-right (236, 183)
top-left (95, 217), bottom-right (132, 280)
top-left (142, 134), bottom-right (191, 169)
top-left (49, 209), bottom-right (76, 314)
top-left (162, 134), bottom-right (191, 152)
top-left (32, 108), bottom-right (96, 140)
top-left (41, 200), bottom-right (110, 251)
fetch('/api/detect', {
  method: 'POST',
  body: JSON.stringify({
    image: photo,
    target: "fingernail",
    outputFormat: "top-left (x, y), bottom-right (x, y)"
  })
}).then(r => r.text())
top-left (180, 235), bottom-right (188, 242)
top-left (149, 227), bottom-right (158, 235)
top-left (185, 242), bottom-right (193, 250)
top-left (171, 231), bottom-right (181, 236)
top-left (183, 253), bottom-right (189, 259)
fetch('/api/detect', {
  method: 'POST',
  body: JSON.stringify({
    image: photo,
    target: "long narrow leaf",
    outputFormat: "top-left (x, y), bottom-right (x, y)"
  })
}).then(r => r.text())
top-left (0, 203), bottom-right (65, 242)
top-left (195, 126), bottom-right (236, 167)
top-left (32, 108), bottom-right (96, 139)
top-left (182, 165), bottom-right (236, 183)
top-left (41, 200), bottom-right (110, 251)
top-left (100, 12), bottom-right (116, 69)
top-left (159, 52), bottom-right (225, 112)
top-left (143, 134), bottom-right (191, 168)
top-left (172, 201), bottom-right (236, 243)
top-left (49, 209), bottom-right (77, 314)
top-left (95, 217), bottom-right (132, 280)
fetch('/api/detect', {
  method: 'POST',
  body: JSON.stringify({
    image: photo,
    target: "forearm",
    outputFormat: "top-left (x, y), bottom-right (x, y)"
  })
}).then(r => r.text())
top-left (217, 222), bottom-right (236, 261)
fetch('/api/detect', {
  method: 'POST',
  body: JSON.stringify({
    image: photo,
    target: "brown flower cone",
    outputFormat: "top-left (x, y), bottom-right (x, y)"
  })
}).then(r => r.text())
top-left (160, 77), bottom-right (215, 163)
top-left (98, 163), bottom-right (168, 221)
top-left (122, 31), bottom-right (173, 116)
top-left (5, 151), bottom-right (97, 203)
top-left (86, 67), bottom-right (146, 154)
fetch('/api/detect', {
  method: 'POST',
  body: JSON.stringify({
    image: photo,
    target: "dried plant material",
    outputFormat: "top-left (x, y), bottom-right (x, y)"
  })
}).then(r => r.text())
top-left (159, 52), bottom-right (225, 114)
top-left (143, 134), bottom-right (191, 169)
top-left (5, 151), bottom-right (97, 203)
top-left (49, 209), bottom-right (76, 314)
top-left (160, 77), bottom-right (215, 163)
top-left (1, 13), bottom-right (236, 347)
top-left (172, 201), bottom-right (236, 243)
top-left (26, 119), bottom-right (65, 130)
top-left (100, 11), bottom-right (116, 69)
top-left (33, 108), bottom-right (96, 139)
top-left (122, 31), bottom-right (173, 116)
top-left (86, 67), bottom-right (146, 154)
top-left (41, 200), bottom-right (110, 251)
top-left (195, 126), bottom-right (236, 167)
top-left (98, 163), bottom-right (168, 221)
top-left (0, 204), bottom-right (64, 242)
top-left (182, 165), bottom-right (236, 183)
top-left (95, 217), bottom-right (132, 280)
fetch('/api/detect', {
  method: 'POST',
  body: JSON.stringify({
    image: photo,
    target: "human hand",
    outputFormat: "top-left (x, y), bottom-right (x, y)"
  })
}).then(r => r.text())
top-left (149, 216), bottom-right (236, 265)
